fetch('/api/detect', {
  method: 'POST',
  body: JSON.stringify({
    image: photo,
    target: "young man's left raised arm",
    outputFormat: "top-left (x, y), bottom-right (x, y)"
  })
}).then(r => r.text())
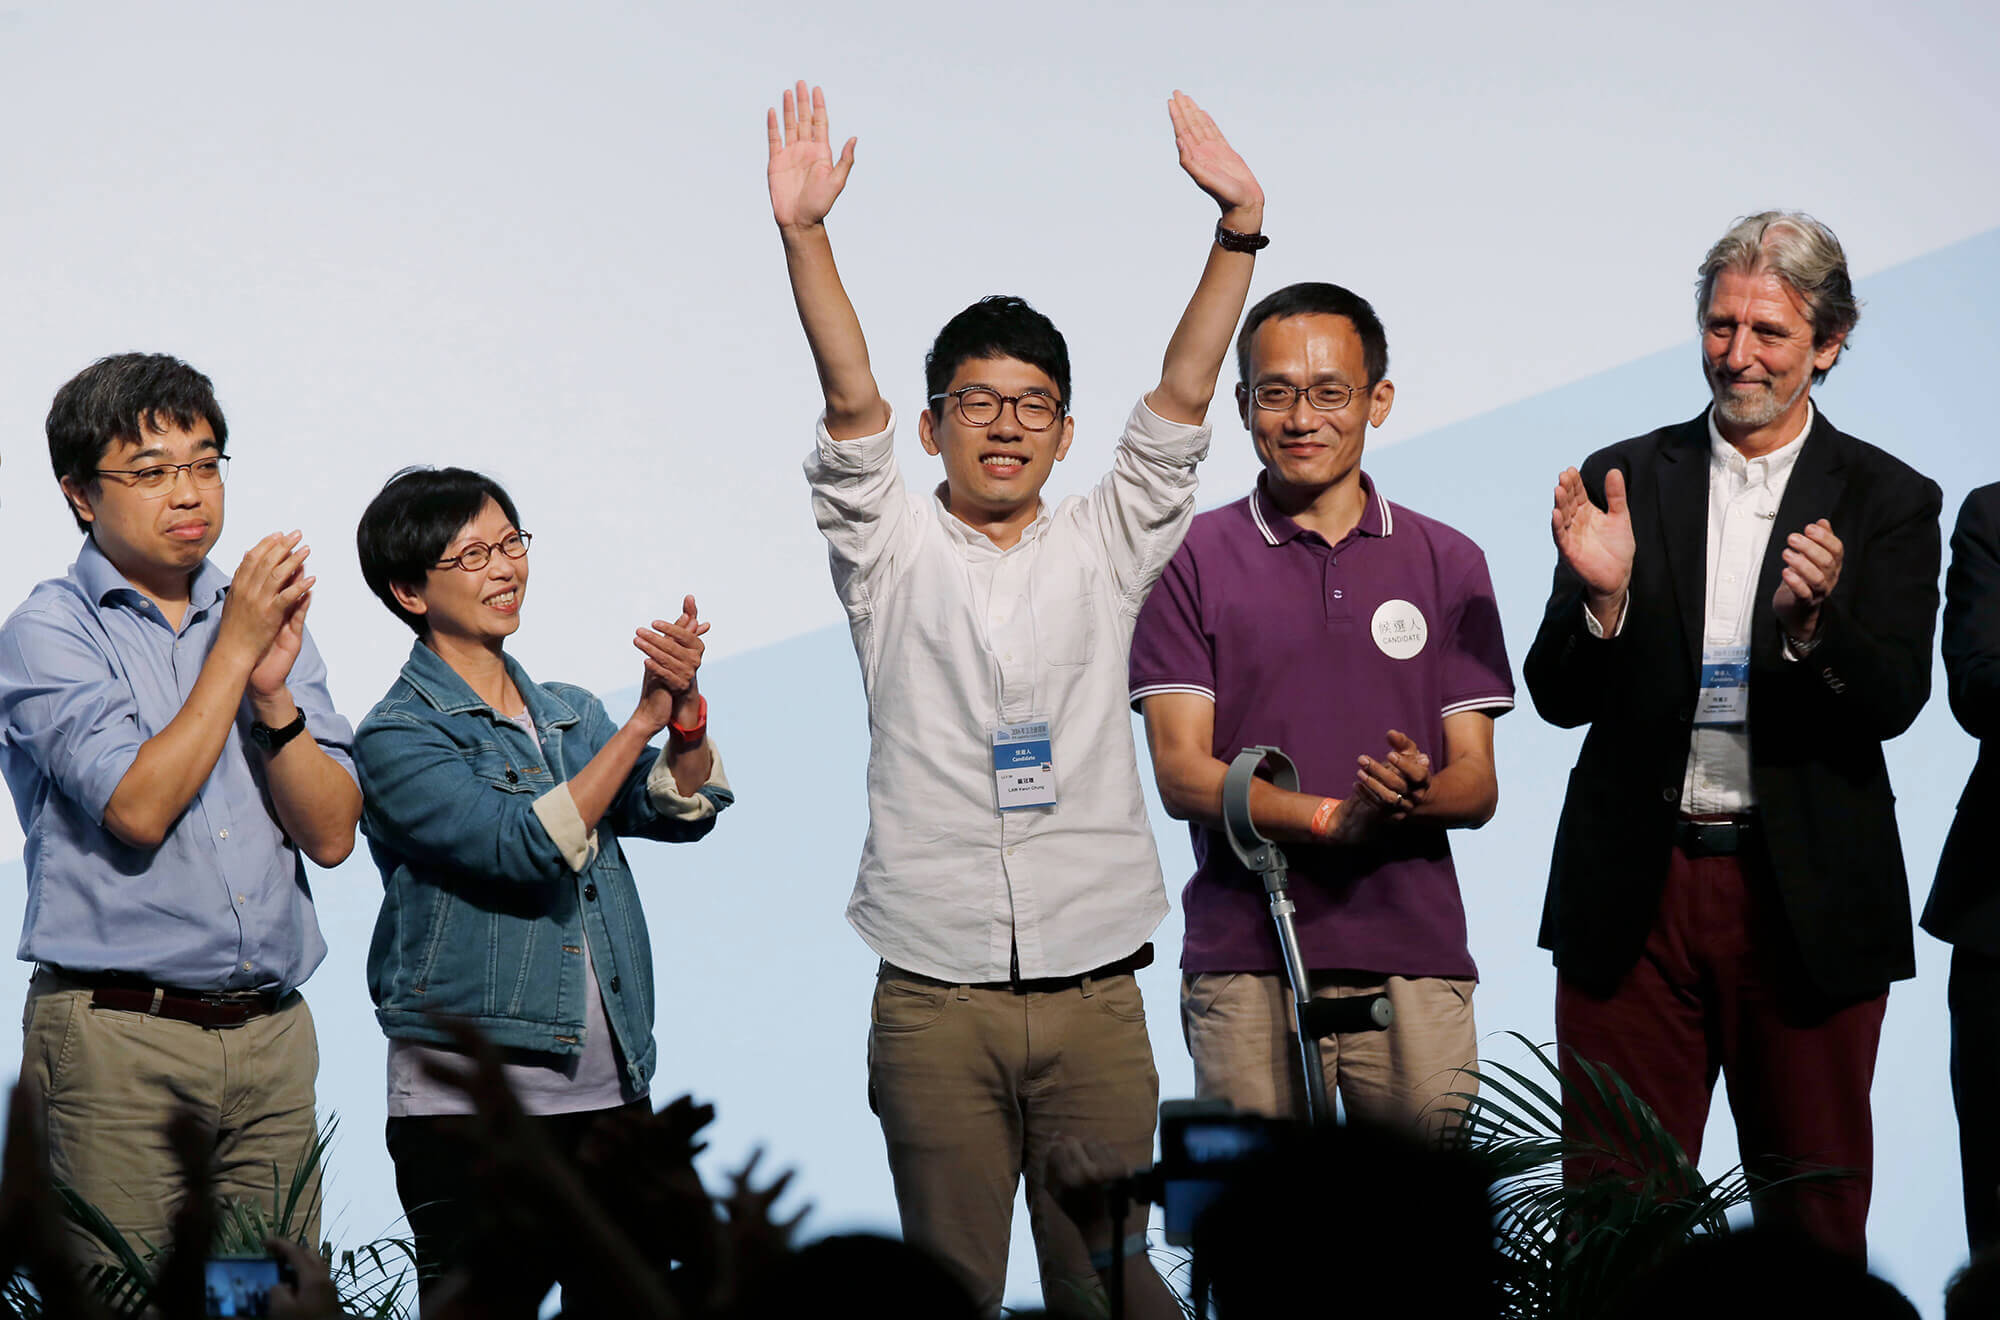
top-left (1145, 90), bottom-right (1265, 426)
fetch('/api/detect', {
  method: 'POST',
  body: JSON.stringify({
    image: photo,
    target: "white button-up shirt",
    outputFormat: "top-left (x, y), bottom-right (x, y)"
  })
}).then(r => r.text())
top-left (805, 399), bottom-right (1209, 982)
top-left (1683, 403), bottom-right (1814, 812)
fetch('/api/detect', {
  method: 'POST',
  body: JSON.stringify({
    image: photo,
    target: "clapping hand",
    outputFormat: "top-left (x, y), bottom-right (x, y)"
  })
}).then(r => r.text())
top-left (634, 595), bottom-right (708, 729)
top-left (1551, 466), bottom-right (1635, 631)
top-left (768, 81), bottom-right (856, 232)
top-left (1775, 519), bottom-right (1843, 644)
top-left (1354, 730), bottom-right (1432, 823)
top-left (1169, 90), bottom-right (1263, 229)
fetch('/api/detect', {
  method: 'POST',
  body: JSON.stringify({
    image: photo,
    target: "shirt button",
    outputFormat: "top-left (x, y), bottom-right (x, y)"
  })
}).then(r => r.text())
top-left (218, 828), bottom-right (229, 840)
top-left (1004, 653), bottom-right (1014, 662)
top-left (1332, 589), bottom-right (1344, 600)
top-left (610, 975), bottom-right (621, 993)
top-left (236, 895), bottom-right (246, 905)
top-left (242, 961), bottom-right (253, 971)
top-left (584, 884), bottom-right (598, 901)
top-left (1005, 846), bottom-right (1017, 857)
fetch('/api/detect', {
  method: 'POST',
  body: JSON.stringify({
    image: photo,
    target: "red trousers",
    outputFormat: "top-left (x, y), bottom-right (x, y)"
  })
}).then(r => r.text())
top-left (1554, 843), bottom-right (1888, 1260)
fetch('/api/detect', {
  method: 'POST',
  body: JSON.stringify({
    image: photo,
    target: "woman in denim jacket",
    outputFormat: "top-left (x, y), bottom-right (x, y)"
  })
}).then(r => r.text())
top-left (352, 466), bottom-right (730, 1304)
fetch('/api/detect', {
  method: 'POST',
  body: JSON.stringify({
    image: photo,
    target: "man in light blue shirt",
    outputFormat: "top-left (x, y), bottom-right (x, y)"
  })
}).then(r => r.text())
top-left (0, 353), bottom-right (361, 1256)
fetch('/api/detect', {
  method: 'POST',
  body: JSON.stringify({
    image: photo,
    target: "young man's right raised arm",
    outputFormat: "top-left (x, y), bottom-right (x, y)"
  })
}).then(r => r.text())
top-left (768, 80), bottom-right (886, 441)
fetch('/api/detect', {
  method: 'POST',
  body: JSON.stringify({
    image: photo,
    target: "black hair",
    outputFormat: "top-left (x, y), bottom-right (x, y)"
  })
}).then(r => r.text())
top-left (356, 466), bottom-right (523, 636)
top-left (46, 354), bottom-right (229, 533)
top-left (924, 295), bottom-right (1071, 413)
top-left (1235, 282), bottom-right (1390, 387)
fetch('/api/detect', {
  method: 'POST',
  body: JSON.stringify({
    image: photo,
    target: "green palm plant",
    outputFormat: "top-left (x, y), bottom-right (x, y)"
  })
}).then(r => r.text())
top-left (22, 1116), bottom-right (417, 1320)
top-left (1444, 1032), bottom-right (1848, 1320)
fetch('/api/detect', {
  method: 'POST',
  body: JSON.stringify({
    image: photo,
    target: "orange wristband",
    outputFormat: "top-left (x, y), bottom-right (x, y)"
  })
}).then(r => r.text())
top-left (1309, 797), bottom-right (1341, 839)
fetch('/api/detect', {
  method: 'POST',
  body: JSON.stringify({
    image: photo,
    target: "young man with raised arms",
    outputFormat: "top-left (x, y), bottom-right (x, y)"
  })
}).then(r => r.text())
top-left (768, 80), bottom-right (1263, 1312)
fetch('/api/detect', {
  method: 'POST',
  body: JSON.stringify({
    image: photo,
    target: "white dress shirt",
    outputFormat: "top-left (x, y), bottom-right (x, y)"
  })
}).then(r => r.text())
top-left (1585, 404), bottom-right (1815, 813)
top-left (805, 400), bottom-right (1209, 982)
top-left (1681, 404), bottom-right (1813, 812)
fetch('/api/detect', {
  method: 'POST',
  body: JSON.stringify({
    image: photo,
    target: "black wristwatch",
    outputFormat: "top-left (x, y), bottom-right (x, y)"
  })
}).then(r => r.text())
top-left (249, 710), bottom-right (308, 754)
top-left (1214, 220), bottom-right (1270, 253)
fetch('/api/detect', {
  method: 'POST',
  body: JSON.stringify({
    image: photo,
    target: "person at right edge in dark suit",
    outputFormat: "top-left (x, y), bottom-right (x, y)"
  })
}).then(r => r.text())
top-left (1927, 485), bottom-right (2000, 1255)
top-left (1524, 210), bottom-right (1942, 1260)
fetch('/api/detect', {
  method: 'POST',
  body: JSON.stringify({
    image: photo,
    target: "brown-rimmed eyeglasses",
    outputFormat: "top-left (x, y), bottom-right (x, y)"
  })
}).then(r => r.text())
top-left (435, 531), bottom-right (532, 572)
top-left (928, 387), bottom-right (1065, 431)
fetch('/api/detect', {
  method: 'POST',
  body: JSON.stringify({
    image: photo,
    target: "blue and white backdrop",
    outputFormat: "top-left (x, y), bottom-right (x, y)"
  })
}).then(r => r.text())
top-left (2, 1), bottom-right (1997, 1312)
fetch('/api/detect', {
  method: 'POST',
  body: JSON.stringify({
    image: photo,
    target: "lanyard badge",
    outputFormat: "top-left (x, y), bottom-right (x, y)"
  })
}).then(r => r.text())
top-left (991, 717), bottom-right (1058, 811)
top-left (1694, 644), bottom-right (1750, 726)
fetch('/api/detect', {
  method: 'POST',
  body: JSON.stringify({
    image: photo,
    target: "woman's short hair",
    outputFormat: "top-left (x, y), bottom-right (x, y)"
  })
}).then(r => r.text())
top-left (356, 466), bottom-right (522, 636)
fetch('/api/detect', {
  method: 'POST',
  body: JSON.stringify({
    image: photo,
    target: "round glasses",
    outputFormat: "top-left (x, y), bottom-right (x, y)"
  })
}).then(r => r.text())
top-left (95, 456), bottom-right (230, 495)
top-left (928, 387), bottom-right (1065, 432)
top-left (1249, 383), bottom-right (1369, 413)
top-left (435, 531), bottom-right (532, 572)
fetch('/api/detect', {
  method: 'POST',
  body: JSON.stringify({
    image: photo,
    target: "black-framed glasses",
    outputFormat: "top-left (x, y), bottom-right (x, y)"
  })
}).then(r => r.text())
top-left (435, 531), bottom-right (532, 572)
top-left (95, 456), bottom-right (230, 495)
top-left (1247, 382), bottom-right (1370, 413)
top-left (928, 387), bottom-right (1065, 431)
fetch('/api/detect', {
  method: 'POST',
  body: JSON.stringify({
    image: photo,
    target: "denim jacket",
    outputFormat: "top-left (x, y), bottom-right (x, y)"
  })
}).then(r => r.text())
top-left (357, 641), bottom-right (731, 1094)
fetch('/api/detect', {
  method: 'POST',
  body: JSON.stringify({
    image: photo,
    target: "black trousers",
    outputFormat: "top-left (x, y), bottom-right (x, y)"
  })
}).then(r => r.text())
top-left (1951, 945), bottom-right (2000, 1255)
top-left (385, 1100), bottom-right (643, 1315)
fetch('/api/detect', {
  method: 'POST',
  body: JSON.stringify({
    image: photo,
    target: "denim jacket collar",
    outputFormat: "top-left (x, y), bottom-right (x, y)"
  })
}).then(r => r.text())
top-left (395, 640), bottom-right (582, 730)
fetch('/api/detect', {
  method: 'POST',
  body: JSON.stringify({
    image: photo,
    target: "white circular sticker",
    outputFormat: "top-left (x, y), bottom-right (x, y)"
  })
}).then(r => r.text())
top-left (1371, 599), bottom-right (1428, 660)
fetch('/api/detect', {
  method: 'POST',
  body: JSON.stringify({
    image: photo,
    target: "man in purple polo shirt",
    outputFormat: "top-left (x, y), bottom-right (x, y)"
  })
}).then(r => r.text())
top-left (1130, 282), bottom-right (1514, 1129)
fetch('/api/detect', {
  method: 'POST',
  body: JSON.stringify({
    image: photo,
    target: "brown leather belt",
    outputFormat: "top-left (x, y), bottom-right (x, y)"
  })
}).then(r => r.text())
top-left (40, 966), bottom-right (281, 1028)
top-left (882, 943), bottom-right (1154, 995)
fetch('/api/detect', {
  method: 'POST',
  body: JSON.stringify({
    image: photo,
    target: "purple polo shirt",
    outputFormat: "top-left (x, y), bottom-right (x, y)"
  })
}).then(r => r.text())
top-left (1129, 473), bottom-right (1514, 978)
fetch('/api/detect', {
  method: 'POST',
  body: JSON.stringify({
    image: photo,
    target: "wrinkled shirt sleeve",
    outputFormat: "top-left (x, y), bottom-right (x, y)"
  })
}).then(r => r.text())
top-left (1082, 399), bottom-right (1211, 611)
top-left (804, 408), bottom-right (926, 621)
top-left (0, 607), bottom-right (147, 824)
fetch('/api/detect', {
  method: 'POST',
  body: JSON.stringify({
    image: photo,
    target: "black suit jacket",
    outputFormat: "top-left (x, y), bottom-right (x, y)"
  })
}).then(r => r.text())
top-left (1924, 483), bottom-right (2000, 957)
top-left (1524, 408), bottom-right (1941, 1001)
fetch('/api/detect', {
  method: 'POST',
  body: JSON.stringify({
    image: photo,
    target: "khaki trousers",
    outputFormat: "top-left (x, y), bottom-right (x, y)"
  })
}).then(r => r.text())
top-left (867, 966), bottom-right (1159, 1317)
top-left (20, 969), bottom-right (322, 1263)
top-left (1181, 972), bottom-right (1477, 1135)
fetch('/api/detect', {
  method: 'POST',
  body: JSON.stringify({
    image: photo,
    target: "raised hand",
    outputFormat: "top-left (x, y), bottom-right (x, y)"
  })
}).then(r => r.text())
top-left (1169, 90), bottom-right (1263, 225)
top-left (1775, 518), bottom-right (1843, 643)
top-left (1552, 466), bottom-right (1634, 625)
top-left (218, 532), bottom-right (313, 673)
top-left (767, 81), bottom-right (856, 231)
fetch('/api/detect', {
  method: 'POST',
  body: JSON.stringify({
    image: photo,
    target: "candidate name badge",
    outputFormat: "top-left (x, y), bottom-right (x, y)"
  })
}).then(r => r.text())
top-left (1371, 599), bottom-right (1428, 660)
top-left (991, 718), bottom-right (1058, 811)
top-left (1694, 643), bottom-right (1750, 726)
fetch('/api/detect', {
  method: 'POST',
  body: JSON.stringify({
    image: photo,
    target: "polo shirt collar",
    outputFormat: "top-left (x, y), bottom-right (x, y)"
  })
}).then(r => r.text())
top-left (73, 534), bottom-right (230, 616)
top-left (1250, 471), bottom-right (1393, 547)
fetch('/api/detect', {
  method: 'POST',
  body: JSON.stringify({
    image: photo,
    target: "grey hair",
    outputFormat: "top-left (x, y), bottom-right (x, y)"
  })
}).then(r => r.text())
top-left (1696, 211), bottom-right (1860, 382)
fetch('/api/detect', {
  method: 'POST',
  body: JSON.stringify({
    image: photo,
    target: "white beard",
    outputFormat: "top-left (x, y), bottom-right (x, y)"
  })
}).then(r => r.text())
top-left (1711, 368), bottom-right (1809, 429)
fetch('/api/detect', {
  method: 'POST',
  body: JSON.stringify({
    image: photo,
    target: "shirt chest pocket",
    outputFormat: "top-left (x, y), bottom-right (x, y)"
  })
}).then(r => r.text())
top-left (461, 743), bottom-right (549, 794)
top-left (1031, 558), bottom-right (1102, 669)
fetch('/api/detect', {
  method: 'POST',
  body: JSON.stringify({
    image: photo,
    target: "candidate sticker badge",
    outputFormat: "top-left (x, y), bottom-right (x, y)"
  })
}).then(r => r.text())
top-left (1371, 599), bottom-right (1428, 660)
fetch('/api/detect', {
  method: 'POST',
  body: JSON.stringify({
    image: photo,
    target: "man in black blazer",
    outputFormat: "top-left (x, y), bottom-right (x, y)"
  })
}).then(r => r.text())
top-left (1525, 211), bottom-right (1941, 1259)
top-left (1926, 484), bottom-right (2000, 1254)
